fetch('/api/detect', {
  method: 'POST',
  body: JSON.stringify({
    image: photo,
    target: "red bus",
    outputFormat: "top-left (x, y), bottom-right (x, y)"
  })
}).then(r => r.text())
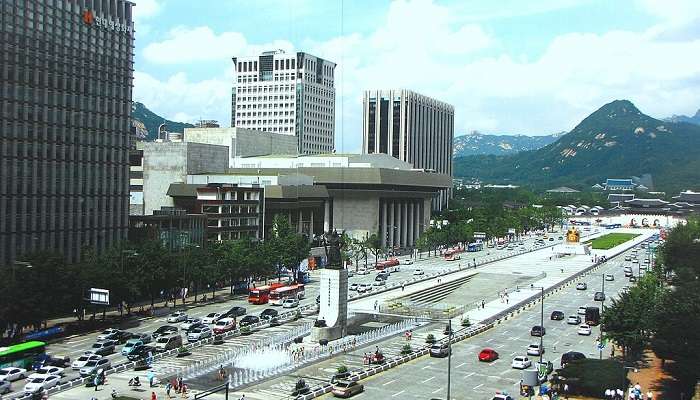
top-left (444, 247), bottom-right (464, 260)
top-left (375, 258), bottom-right (399, 271)
top-left (247, 283), bottom-right (285, 305)
top-left (269, 284), bottom-right (306, 306)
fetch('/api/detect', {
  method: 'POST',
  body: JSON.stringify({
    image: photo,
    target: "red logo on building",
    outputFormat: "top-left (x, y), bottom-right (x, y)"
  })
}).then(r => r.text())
top-left (82, 9), bottom-right (94, 25)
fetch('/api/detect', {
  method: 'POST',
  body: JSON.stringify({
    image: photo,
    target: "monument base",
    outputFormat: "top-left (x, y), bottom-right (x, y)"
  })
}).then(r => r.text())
top-left (310, 325), bottom-right (345, 343)
top-left (554, 243), bottom-right (591, 255)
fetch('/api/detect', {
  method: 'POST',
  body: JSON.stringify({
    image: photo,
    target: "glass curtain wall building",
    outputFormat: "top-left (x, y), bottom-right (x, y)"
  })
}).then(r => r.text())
top-left (0, 0), bottom-right (135, 265)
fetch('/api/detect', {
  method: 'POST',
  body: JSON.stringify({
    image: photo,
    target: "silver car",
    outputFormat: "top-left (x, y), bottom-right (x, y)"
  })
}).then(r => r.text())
top-left (79, 358), bottom-right (111, 377)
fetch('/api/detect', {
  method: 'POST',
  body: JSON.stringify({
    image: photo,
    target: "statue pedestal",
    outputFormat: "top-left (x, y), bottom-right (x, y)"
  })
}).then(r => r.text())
top-left (314, 268), bottom-right (348, 343)
top-left (554, 243), bottom-right (591, 255)
top-left (310, 325), bottom-right (345, 343)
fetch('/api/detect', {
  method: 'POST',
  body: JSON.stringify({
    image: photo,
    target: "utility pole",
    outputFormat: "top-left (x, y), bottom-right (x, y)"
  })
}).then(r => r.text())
top-left (447, 319), bottom-right (453, 400)
top-left (600, 273), bottom-right (605, 360)
top-left (539, 287), bottom-right (544, 363)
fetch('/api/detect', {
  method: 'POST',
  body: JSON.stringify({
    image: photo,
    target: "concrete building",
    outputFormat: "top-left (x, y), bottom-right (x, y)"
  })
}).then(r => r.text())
top-left (142, 142), bottom-right (228, 215)
top-left (183, 127), bottom-right (297, 167)
top-left (1, 0), bottom-right (135, 266)
top-left (129, 207), bottom-right (206, 251)
top-left (231, 50), bottom-right (336, 155)
top-left (362, 89), bottom-right (454, 210)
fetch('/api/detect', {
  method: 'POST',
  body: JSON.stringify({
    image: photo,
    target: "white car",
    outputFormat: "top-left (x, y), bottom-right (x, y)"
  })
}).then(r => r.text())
top-left (511, 356), bottom-right (532, 369)
top-left (283, 298), bottom-right (299, 308)
top-left (28, 367), bottom-right (64, 380)
top-left (79, 358), bottom-right (111, 377)
top-left (402, 259), bottom-right (414, 265)
top-left (413, 269), bottom-right (424, 276)
top-left (577, 306), bottom-right (587, 315)
top-left (357, 268), bottom-right (370, 275)
top-left (23, 374), bottom-right (61, 394)
top-left (202, 312), bottom-right (222, 324)
top-left (372, 280), bottom-right (385, 287)
top-left (181, 318), bottom-right (202, 331)
top-left (357, 283), bottom-right (371, 293)
top-left (0, 367), bottom-right (27, 382)
top-left (526, 344), bottom-right (544, 356)
top-left (71, 354), bottom-right (101, 370)
top-left (577, 324), bottom-right (592, 336)
top-left (0, 379), bottom-right (10, 395)
top-left (187, 325), bottom-right (213, 342)
top-left (605, 274), bottom-right (615, 281)
top-left (167, 311), bottom-right (188, 323)
top-left (349, 283), bottom-right (359, 291)
top-left (567, 315), bottom-right (581, 325)
top-left (96, 328), bottom-right (120, 341)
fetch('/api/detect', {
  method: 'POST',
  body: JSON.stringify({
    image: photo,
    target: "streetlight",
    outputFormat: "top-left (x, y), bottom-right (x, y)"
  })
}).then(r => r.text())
top-left (528, 285), bottom-right (546, 363)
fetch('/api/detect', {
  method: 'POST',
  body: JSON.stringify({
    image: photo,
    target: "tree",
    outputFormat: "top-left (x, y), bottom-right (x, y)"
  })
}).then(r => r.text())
top-left (366, 233), bottom-right (383, 266)
top-left (267, 215), bottom-right (310, 283)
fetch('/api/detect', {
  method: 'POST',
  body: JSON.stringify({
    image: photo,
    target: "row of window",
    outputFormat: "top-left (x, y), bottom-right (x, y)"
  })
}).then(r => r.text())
top-left (206, 217), bottom-right (259, 228)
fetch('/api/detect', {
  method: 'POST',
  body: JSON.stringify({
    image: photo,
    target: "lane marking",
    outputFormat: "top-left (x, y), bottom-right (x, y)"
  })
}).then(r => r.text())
top-left (422, 376), bottom-right (435, 383)
top-left (464, 372), bottom-right (475, 379)
top-left (473, 383), bottom-right (484, 390)
top-left (383, 379), bottom-right (396, 386)
top-left (456, 362), bottom-right (466, 368)
top-left (422, 364), bottom-right (432, 370)
top-left (432, 388), bottom-right (442, 394)
top-left (392, 390), bottom-right (405, 397)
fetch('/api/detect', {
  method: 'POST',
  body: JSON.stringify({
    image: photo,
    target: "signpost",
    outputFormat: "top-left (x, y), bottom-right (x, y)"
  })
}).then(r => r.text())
top-left (88, 288), bottom-right (110, 305)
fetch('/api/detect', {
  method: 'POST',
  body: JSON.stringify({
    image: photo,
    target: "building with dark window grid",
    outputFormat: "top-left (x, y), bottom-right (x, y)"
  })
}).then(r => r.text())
top-left (362, 90), bottom-right (454, 210)
top-left (0, 0), bottom-right (135, 266)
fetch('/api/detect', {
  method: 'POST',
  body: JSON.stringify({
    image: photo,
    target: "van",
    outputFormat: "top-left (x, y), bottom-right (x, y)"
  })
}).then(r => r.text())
top-left (154, 334), bottom-right (182, 352)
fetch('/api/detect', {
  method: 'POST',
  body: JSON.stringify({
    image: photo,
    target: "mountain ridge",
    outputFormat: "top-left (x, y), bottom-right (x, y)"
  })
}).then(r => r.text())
top-left (452, 131), bottom-right (562, 156)
top-left (132, 102), bottom-right (195, 141)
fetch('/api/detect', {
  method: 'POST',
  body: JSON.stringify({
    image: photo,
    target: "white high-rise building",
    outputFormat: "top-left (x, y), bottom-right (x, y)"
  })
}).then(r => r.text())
top-left (231, 50), bottom-right (336, 155)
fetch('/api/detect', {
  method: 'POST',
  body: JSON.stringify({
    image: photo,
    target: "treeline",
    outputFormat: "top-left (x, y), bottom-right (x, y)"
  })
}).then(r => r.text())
top-left (0, 216), bottom-right (309, 338)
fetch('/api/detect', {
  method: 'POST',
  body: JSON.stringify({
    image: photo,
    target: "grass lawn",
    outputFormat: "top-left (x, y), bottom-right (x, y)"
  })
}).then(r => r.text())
top-left (587, 233), bottom-right (639, 249)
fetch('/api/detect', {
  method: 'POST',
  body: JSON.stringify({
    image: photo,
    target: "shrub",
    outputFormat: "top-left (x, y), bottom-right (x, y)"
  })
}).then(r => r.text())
top-left (425, 334), bottom-right (436, 344)
top-left (336, 365), bottom-right (348, 374)
top-left (461, 317), bottom-right (471, 327)
top-left (401, 344), bottom-right (412, 355)
top-left (558, 358), bottom-right (627, 397)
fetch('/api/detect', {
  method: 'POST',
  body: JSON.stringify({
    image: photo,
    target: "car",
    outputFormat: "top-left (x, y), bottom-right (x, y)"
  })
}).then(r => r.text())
top-left (260, 308), bottom-right (279, 320)
top-left (511, 356), bottom-right (532, 369)
top-left (239, 315), bottom-right (260, 327)
top-left (0, 367), bottom-right (27, 382)
top-left (492, 392), bottom-right (515, 400)
top-left (629, 276), bottom-right (637, 282)
top-left (121, 339), bottom-right (144, 356)
top-left (429, 342), bottom-right (450, 358)
top-left (347, 270), bottom-right (355, 277)
top-left (560, 351), bottom-right (586, 367)
top-left (0, 379), bottom-right (10, 395)
top-left (23, 374), bottom-right (60, 394)
top-left (478, 348), bottom-right (499, 362)
top-left (223, 306), bottom-right (247, 319)
top-left (71, 354), bottom-right (101, 370)
top-left (27, 366), bottom-right (64, 380)
top-left (167, 311), bottom-right (188, 323)
top-left (550, 311), bottom-right (565, 321)
top-left (152, 325), bottom-right (179, 339)
top-left (349, 283), bottom-right (359, 291)
top-left (549, 237), bottom-right (555, 241)
top-left (126, 345), bottom-right (156, 362)
top-left (530, 326), bottom-right (546, 337)
top-left (357, 283), bottom-right (371, 293)
top-left (213, 318), bottom-right (237, 334)
top-left (86, 340), bottom-right (115, 356)
top-left (594, 292), bottom-right (606, 301)
top-left (577, 306), bottom-right (587, 315)
top-left (526, 344), bottom-right (544, 356)
top-left (96, 328), bottom-right (120, 342)
top-left (187, 325), bottom-right (213, 342)
top-left (625, 256), bottom-right (632, 261)
top-left (79, 357), bottom-right (111, 377)
top-left (567, 315), bottom-right (581, 325)
top-left (154, 334), bottom-right (183, 352)
top-left (632, 259), bottom-right (639, 264)
top-left (202, 312), bottom-right (222, 324)
top-left (132, 332), bottom-right (152, 344)
top-left (331, 380), bottom-right (364, 398)
top-left (576, 282), bottom-right (587, 290)
top-left (413, 269), bottom-right (424, 276)
top-left (605, 274), bottom-right (615, 281)
top-left (578, 324), bottom-right (592, 335)
top-left (644, 259), bottom-right (650, 264)
top-left (402, 259), bottom-right (414, 265)
top-left (376, 272), bottom-right (390, 281)
top-left (32, 354), bottom-right (71, 370)
top-left (372, 280), bottom-right (385, 287)
top-left (356, 268), bottom-right (370, 275)
top-left (181, 318), bottom-right (203, 331)
top-left (283, 298), bottom-right (300, 308)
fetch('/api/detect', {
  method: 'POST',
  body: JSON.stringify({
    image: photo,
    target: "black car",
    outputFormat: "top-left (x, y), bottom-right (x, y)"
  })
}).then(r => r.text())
top-left (594, 292), bottom-right (606, 301)
top-left (530, 325), bottom-right (546, 337)
top-left (239, 315), bottom-right (260, 327)
top-left (152, 325), bottom-right (178, 339)
top-left (260, 309), bottom-right (279, 320)
top-left (126, 345), bottom-right (156, 362)
top-left (114, 330), bottom-right (135, 344)
top-left (223, 306), bottom-right (247, 318)
top-left (550, 311), bottom-right (565, 321)
top-left (185, 322), bottom-right (205, 332)
top-left (560, 351), bottom-right (586, 367)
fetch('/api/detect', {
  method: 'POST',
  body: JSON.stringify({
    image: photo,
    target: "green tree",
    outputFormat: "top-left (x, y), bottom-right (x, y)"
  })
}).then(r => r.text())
top-left (267, 215), bottom-right (310, 282)
top-left (366, 233), bottom-right (383, 266)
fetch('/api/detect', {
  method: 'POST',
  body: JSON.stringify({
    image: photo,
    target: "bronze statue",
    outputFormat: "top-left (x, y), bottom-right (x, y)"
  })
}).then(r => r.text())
top-left (323, 230), bottom-right (345, 269)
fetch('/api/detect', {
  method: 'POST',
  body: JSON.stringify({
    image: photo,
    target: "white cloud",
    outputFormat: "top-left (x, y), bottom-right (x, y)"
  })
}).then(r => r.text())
top-left (132, 0), bottom-right (162, 21)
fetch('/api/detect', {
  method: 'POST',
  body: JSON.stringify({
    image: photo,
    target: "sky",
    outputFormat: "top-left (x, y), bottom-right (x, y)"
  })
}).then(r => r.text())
top-left (131, 0), bottom-right (700, 152)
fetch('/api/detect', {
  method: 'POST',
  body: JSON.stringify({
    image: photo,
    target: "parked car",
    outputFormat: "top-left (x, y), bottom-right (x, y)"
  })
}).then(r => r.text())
top-left (187, 325), bottom-right (213, 342)
top-left (23, 374), bottom-right (61, 394)
top-left (223, 306), bottom-right (247, 319)
top-left (167, 312), bottom-right (188, 323)
top-left (27, 366), bottom-right (64, 380)
top-left (181, 318), bottom-right (203, 331)
top-left (530, 326), bottom-right (546, 337)
top-left (79, 357), bottom-right (111, 377)
top-left (152, 325), bottom-right (178, 339)
top-left (0, 379), bottom-right (10, 395)
top-left (0, 367), bottom-right (27, 382)
top-left (577, 306), bottom-right (587, 315)
top-left (594, 292), bottom-right (606, 301)
top-left (71, 354), bottom-right (102, 370)
top-left (239, 315), bottom-right (260, 327)
top-left (260, 309), bottom-right (279, 320)
top-left (576, 282), bottom-right (587, 290)
top-left (349, 283), bottom-right (359, 291)
top-left (213, 318), bottom-right (236, 335)
top-left (550, 311), bottom-right (565, 321)
top-left (154, 334), bottom-right (183, 352)
top-left (429, 342), bottom-right (450, 358)
top-left (202, 313), bottom-right (222, 324)
top-left (577, 324), bottom-right (592, 336)
top-left (402, 259), bottom-right (414, 265)
top-left (121, 339), bottom-right (144, 356)
top-left (567, 315), bottom-right (581, 325)
top-left (478, 348), bottom-right (499, 362)
top-left (283, 298), bottom-right (300, 308)
top-left (357, 283), bottom-right (371, 293)
top-left (331, 380), bottom-right (364, 398)
top-left (372, 280), bottom-right (385, 287)
top-left (560, 351), bottom-right (586, 367)
top-left (511, 356), bottom-right (532, 369)
top-left (413, 269), bottom-right (424, 276)
top-left (356, 268), bottom-right (370, 275)
top-left (87, 340), bottom-right (115, 356)
top-left (526, 344), bottom-right (544, 356)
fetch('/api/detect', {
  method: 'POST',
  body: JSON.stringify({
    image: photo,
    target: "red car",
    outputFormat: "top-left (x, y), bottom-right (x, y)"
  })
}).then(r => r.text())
top-left (479, 348), bottom-right (499, 362)
top-left (213, 318), bottom-right (236, 334)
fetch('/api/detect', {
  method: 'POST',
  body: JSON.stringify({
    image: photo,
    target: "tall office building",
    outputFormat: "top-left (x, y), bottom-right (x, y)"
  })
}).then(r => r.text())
top-left (231, 50), bottom-right (336, 155)
top-left (0, 0), bottom-right (135, 266)
top-left (362, 90), bottom-right (454, 210)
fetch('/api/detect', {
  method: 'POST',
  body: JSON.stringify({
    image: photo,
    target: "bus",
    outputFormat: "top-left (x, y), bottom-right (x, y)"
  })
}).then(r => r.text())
top-left (375, 258), bottom-right (399, 271)
top-left (269, 284), bottom-right (306, 306)
top-left (467, 242), bottom-right (483, 252)
top-left (247, 283), bottom-right (286, 305)
top-left (0, 341), bottom-right (46, 370)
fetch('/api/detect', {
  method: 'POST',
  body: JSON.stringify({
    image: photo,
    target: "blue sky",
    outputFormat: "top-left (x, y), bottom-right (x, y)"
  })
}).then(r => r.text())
top-left (132, 0), bottom-right (700, 152)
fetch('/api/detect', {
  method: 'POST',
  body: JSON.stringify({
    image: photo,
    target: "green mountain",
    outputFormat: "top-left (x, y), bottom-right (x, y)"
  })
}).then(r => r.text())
top-left (131, 102), bottom-right (194, 141)
top-left (454, 100), bottom-right (700, 193)
top-left (452, 131), bottom-right (562, 157)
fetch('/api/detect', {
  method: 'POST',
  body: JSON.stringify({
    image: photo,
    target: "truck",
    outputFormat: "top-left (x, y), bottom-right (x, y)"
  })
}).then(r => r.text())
top-left (585, 306), bottom-right (600, 326)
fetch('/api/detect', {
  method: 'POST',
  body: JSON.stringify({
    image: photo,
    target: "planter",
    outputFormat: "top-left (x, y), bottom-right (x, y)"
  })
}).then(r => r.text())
top-left (213, 335), bottom-right (225, 345)
top-left (319, 338), bottom-right (329, 346)
top-left (293, 336), bottom-right (304, 344)
top-left (425, 334), bottom-right (436, 345)
top-left (240, 327), bottom-right (252, 336)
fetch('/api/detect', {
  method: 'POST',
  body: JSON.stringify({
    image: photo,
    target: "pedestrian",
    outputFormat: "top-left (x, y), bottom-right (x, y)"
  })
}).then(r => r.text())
top-left (563, 383), bottom-right (569, 400)
top-left (646, 391), bottom-right (653, 400)
top-left (166, 382), bottom-right (172, 398)
top-left (481, 299), bottom-right (485, 309)
top-left (239, 395), bottom-right (246, 400)
top-left (152, 391), bottom-right (158, 400)
top-left (401, 283), bottom-right (405, 291)
top-left (506, 295), bottom-right (509, 304)
top-left (94, 374), bottom-right (100, 391)
top-left (218, 365), bottom-right (225, 380)
top-left (605, 389), bottom-right (612, 399)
